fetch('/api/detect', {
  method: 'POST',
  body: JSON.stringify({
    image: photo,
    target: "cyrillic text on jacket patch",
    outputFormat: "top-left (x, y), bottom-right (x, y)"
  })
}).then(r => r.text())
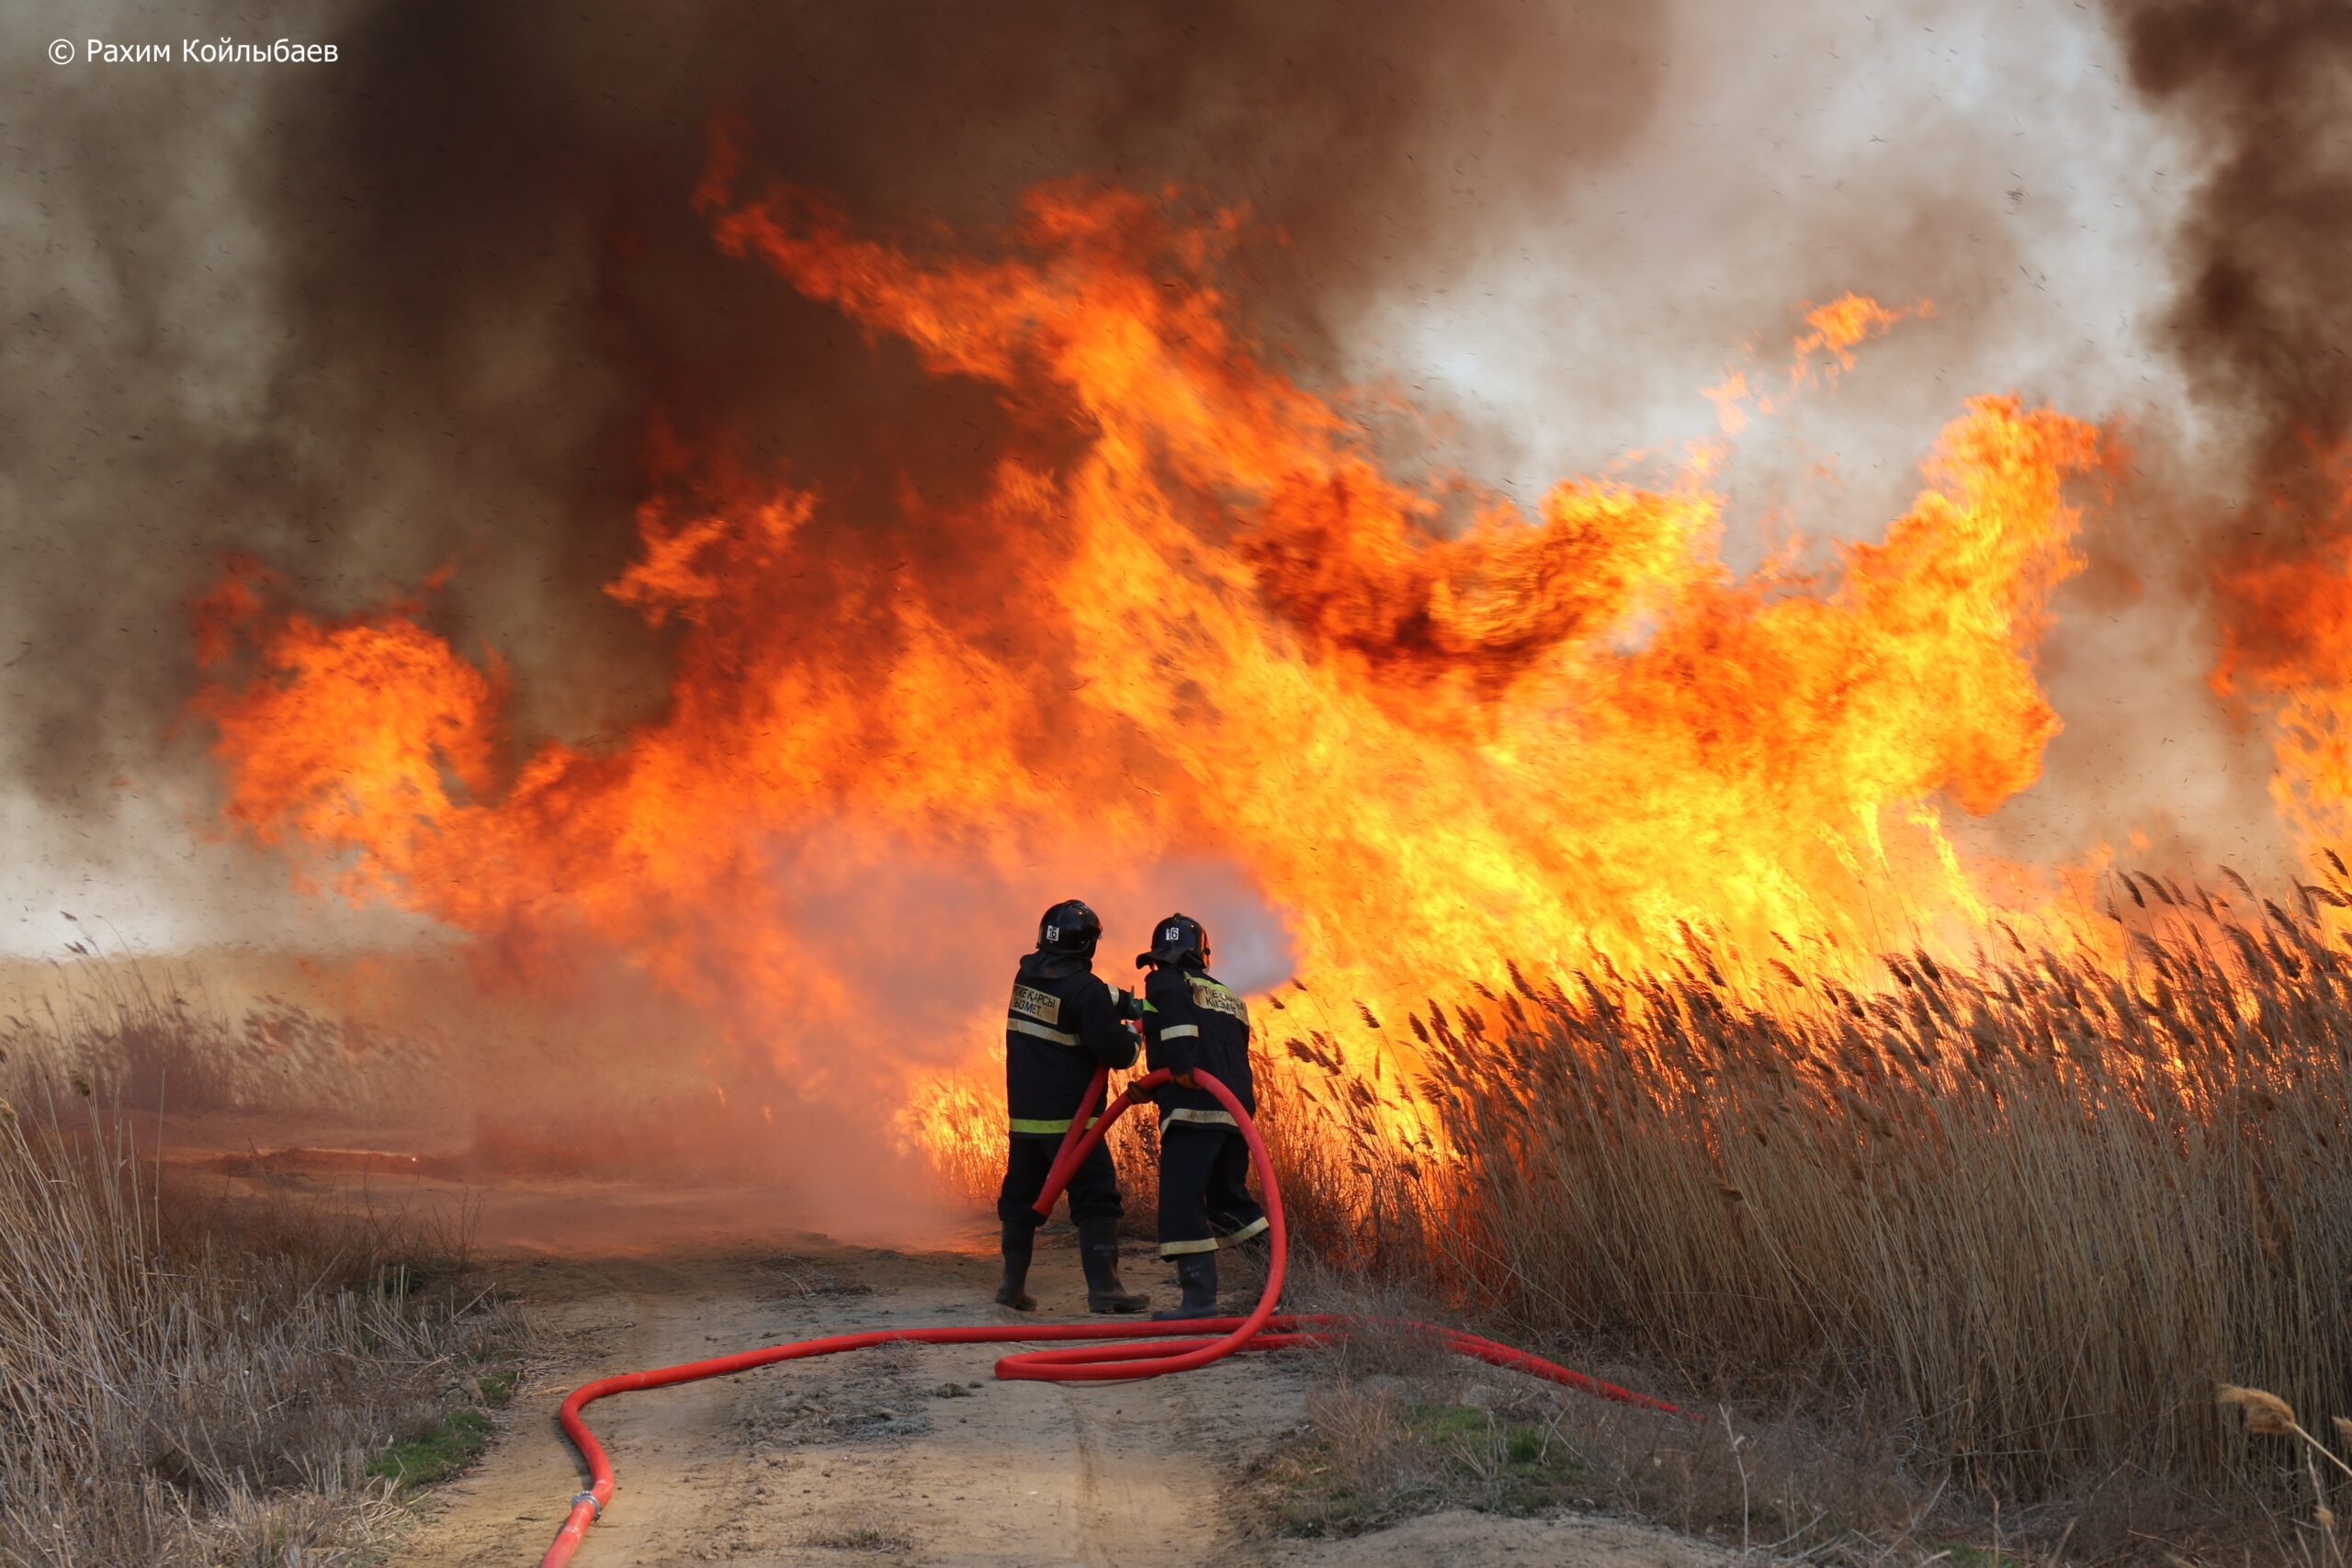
top-left (1010, 984), bottom-right (1063, 1026)
top-left (1189, 979), bottom-right (1249, 1023)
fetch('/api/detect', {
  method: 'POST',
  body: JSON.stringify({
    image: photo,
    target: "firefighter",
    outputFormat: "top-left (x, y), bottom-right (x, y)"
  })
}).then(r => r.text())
top-left (1134, 912), bottom-right (1266, 1320)
top-left (996, 898), bottom-right (1151, 1314)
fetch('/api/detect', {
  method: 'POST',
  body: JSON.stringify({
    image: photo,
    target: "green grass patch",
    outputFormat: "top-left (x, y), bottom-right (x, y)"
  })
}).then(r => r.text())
top-left (1255, 1397), bottom-right (1589, 1540)
top-left (476, 1370), bottom-right (517, 1408)
top-left (368, 1407), bottom-right (493, 1489)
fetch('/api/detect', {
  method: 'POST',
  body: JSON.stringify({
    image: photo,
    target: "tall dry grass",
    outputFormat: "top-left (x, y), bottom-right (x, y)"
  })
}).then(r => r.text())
top-left (1283, 874), bottom-right (2352, 1505)
top-left (0, 1060), bottom-right (513, 1564)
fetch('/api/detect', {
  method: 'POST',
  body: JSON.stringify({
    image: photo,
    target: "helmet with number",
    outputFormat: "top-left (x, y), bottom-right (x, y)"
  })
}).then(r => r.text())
top-left (1136, 912), bottom-right (1211, 970)
top-left (1036, 898), bottom-right (1102, 956)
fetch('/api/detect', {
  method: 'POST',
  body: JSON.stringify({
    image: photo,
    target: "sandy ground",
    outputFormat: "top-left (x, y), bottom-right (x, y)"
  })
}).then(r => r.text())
top-left (385, 1224), bottom-right (1727, 1567)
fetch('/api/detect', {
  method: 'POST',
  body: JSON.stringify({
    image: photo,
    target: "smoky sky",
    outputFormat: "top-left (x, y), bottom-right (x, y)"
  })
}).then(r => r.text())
top-left (0, 0), bottom-right (1668, 834)
top-left (17, 0), bottom-right (2352, 957)
top-left (2103, 0), bottom-right (2352, 502)
top-left (2086, 0), bottom-right (2352, 834)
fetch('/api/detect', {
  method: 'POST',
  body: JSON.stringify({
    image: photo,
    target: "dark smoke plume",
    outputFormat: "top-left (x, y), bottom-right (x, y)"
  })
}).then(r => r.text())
top-left (2095, 0), bottom-right (2352, 828)
top-left (0, 0), bottom-right (1666, 851)
top-left (2105, 1), bottom-right (2352, 502)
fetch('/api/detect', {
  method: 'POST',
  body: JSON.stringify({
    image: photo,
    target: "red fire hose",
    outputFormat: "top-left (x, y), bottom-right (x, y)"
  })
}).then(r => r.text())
top-left (537, 1066), bottom-right (1690, 1567)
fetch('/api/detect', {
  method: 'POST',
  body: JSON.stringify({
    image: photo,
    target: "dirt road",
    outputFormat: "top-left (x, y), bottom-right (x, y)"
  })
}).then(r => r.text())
top-left (400, 1224), bottom-right (1727, 1568)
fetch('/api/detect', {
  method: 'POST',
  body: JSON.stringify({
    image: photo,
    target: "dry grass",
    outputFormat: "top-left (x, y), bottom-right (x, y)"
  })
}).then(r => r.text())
top-left (0, 1060), bottom-right (516, 1564)
top-left (1250, 1261), bottom-right (1932, 1558)
top-left (799, 1517), bottom-right (916, 1553)
top-left (1243, 874), bottom-right (2352, 1558)
top-left (1259, 1264), bottom-right (2346, 1564)
top-left (1420, 902), bottom-right (2350, 1483)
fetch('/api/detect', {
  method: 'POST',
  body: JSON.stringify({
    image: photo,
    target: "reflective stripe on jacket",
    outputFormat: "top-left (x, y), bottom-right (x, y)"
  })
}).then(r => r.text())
top-left (1004, 950), bottom-right (1139, 1136)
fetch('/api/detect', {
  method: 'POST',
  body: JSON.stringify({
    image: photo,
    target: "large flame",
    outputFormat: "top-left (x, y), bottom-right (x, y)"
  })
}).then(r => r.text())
top-left (191, 170), bottom-right (2115, 1161)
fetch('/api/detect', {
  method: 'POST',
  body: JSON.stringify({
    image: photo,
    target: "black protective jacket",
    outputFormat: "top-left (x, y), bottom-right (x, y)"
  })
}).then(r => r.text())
top-left (1004, 950), bottom-right (1139, 1137)
top-left (1141, 963), bottom-right (1256, 1129)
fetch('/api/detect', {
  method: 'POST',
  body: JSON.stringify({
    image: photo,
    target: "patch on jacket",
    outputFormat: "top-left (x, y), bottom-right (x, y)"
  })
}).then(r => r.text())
top-left (1010, 983), bottom-right (1063, 1026)
top-left (1189, 978), bottom-right (1249, 1023)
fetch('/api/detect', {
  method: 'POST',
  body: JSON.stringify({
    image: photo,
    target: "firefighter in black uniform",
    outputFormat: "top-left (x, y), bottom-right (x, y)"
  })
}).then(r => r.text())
top-left (995, 898), bottom-right (1151, 1314)
top-left (1135, 913), bottom-right (1267, 1319)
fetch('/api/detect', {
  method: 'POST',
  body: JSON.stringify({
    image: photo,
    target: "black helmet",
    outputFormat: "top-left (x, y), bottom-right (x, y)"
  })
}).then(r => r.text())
top-left (1136, 912), bottom-right (1211, 970)
top-left (1037, 898), bottom-right (1102, 956)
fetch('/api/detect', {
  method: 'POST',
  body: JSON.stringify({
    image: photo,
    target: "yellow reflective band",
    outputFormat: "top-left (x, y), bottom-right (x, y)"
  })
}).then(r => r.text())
top-left (1216, 1216), bottom-right (1270, 1248)
top-left (1159, 1235), bottom-right (1221, 1257)
top-left (1159, 1023), bottom-right (1200, 1039)
top-left (1159, 1107), bottom-right (1238, 1133)
top-left (1008, 1016), bottom-right (1081, 1047)
top-left (1007, 1113), bottom-right (1102, 1136)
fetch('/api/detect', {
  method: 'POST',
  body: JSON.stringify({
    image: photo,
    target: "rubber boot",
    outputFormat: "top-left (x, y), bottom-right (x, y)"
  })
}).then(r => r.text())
top-left (1151, 1253), bottom-right (1219, 1320)
top-left (1078, 1219), bottom-right (1150, 1314)
top-left (993, 1223), bottom-right (1037, 1312)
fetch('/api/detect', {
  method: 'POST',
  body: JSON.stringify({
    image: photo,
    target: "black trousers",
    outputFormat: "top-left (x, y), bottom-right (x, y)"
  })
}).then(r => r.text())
top-left (1156, 1123), bottom-right (1266, 1257)
top-left (998, 1134), bottom-right (1123, 1228)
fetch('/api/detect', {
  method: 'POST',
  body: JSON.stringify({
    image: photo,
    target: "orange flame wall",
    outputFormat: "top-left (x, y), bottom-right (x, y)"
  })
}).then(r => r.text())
top-left (191, 175), bottom-right (2112, 1110)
